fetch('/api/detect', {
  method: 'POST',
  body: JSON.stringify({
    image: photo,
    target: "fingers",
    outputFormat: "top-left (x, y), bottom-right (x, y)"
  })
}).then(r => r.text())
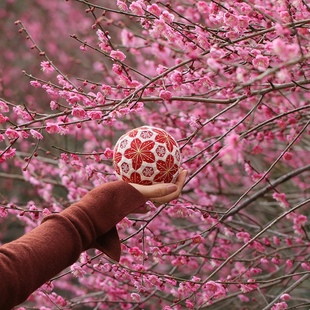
top-left (131, 183), bottom-right (178, 199)
top-left (129, 169), bottom-right (187, 205)
top-left (149, 169), bottom-right (187, 204)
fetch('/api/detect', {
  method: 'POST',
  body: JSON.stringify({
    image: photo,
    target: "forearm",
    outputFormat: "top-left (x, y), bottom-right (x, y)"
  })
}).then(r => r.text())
top-left (0, 216), bottom-right (83, 309)
top-left (0, 181), bottom-right (147, 309)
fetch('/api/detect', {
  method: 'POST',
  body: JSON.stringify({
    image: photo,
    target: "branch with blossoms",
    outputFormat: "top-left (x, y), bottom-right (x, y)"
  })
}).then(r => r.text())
top-left (1, 0), bottom-right (310, 309)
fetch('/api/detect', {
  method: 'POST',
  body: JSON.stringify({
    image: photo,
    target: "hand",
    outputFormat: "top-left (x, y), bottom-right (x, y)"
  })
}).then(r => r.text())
top-left (130, 169), bottom-right (187, 213)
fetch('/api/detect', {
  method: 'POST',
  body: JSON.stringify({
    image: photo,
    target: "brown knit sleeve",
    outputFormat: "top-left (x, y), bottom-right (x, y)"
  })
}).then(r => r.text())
top-left (0, 181), bottom-right (147, 310)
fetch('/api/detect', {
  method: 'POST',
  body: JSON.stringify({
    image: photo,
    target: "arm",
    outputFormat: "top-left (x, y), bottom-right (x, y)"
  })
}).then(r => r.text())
top-left (0, 170), bottom-right (187, 309)
top-left (0, 181), bottom-right (146, 310)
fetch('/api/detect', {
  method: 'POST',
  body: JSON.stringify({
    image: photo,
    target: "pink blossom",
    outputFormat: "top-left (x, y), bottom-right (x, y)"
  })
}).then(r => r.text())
top-left (240, 279), bottom-right (258, 293)
top-left (96, 92), bottom-right (105, 105)
top-left (70, 263), bottom-right (86, 277)
top-left (42, 85), bottom-right (59, 99)
top-left (238, 294), bottom-right (250, 302)
top-left (283, 151), bottom-right (292, 160)
top-left (99, 42), bottom-right (112, 53)
top-left (0, 100), bottom-right (9, 112)
top-left (13, 106), bottom-right (33, 121)
top-left (20, 130), bottom-right (29, 139)
top-left (280, 294), bottom-right (291, 301)
top-left (286, 259), bottom-right (293, 269)
top-left (224, 13), bottom-right (239, 28)
top-left (128, 246), bottom-right (144, 258)
top-left (30, 80), bottom-right (42, 88)
top-left (79, 44), bottom-right (87, 52)
top-left (293, 214), bottom-right (307, 227)
top-left (40, 60), bottom-right (54, 73)
top-left (185, 299), bottom-right (194, 309)
top-left (271, 302), bottom-right (288, 310)
top-left (96, 29), bottom-right (107, 42)
top-left (252, 55), bottom-right (270, 71)
top-left (260, 257), bottom-right (269, 264)
top-left (272, 38), bottom-right (299, 61)
top-left (207, 57), bottom-right (222, 71)
top-left (103, 147), bottom-right (113, 159)
top-left (147, 3), bottom-right (161, 17)
top-left (170, 70), bottom-right (183, 86)
top-left (112, 64), bottom-right (123, 75)
top-left (0, 207), bottom-right (8, 218)
top-left (110, 50), bottom-right (126, 61)
top-left (270, 237), bottom-right (279, 248)
top-left (101, 84), bottom-right (112, 95)
top-left (117, 0), bottom-right (128, 12)
top-left (271, 256), bottom-right (280, 265)
top-left (197, 1), bottom-right (209, 14)
top-left (150, 19), bottom-right (167, 37)
top-left (130, 293), bottom-right (141, 302)
top-left (5, 128), bottom-right (20, 140)
top-left (45, 122), bottom-right (61, 134)
top-left (3, 148), bottom-right (16, 160)
top-left (71, 107), bottom-right (86, 118)
top-left (273, 192), bottom-right (289, 208)
top-left (0, 114), bottom-right (8, 124)
top-left (192, 234), bottom-right (204, 244)
top-left (236, 231), bottom-right (251, 243)
top-left (50, 100), bottom-right (58, 110)
top-left (238, 16), bottom-right (249, 30)
top-left (275, 23), bottom-right (291, 36)
top-left (42, 208), bottom-right (52, 217)
top-left (129, 1), bottom-right (144, 15)
top-left (161, 11), bottom-right (174, 23)
top-left (30, 129), bottom-right (43, 140)
top-left (88, 110), bottom-right (102, 120)
top-left (203, 281), bottom-right (226, 299)
top-left (159, 90), bottom-right (172, 100)
top-left (188, 116), bottom-right (200, 129)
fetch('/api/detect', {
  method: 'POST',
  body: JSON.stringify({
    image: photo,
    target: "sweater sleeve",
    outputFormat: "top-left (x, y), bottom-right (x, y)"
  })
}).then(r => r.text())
top-left (0, 181), bottom-right (147, 310)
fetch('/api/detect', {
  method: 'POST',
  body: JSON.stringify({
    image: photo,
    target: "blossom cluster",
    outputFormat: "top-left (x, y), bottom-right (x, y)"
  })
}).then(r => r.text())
top-left (1, 0), bottom-right (310, 309)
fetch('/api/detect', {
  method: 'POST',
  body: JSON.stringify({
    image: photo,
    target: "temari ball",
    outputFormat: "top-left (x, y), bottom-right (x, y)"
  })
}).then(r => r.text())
top-left (113, 126), bottom-right (182, 185)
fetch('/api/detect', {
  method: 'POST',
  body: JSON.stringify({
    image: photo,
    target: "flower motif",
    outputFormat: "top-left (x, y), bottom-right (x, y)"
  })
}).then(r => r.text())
top-left (154, 129), bottom-right (177, 152)
top-left (124, 138), bottom-right (155, 170)
top-left (142, 166), bottom-right (154, 177)
top-left (140, 129), bottom-right (153, 139)
top-left (121, 162), bottom-right (130, 173)
top-left (156, 145), bottom-right (166, 157)
top-left (154, 154), bottom-right (179, 183)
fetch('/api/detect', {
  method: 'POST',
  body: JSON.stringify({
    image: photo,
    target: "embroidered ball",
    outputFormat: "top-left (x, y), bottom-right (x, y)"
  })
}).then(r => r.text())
top-left (113, 126), bottom-right (182, 185)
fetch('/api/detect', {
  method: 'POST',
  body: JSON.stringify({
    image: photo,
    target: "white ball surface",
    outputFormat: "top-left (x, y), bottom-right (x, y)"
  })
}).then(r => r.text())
top-left (113, 126), bottom-right (182, 184)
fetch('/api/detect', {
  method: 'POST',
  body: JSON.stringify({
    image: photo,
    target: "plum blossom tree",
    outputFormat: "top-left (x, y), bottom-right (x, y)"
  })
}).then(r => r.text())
top-left (1, 0), bottom-right (310, 309)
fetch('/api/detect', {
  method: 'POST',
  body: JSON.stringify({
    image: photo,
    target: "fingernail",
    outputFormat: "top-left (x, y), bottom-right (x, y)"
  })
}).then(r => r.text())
top-left (166, 184), bottom-right (178, 194)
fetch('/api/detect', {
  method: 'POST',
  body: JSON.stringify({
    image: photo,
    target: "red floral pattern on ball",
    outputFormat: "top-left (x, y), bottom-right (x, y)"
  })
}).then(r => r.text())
top-left (154, 128), bottom-right (177, 152)
top-left (124, 138), bottom-right (155, 170)
top-left (123, 172), bottom-right (153, 185)
top-left (154, 154), bottom-right (179, 183)
top-left (113, 126), bottom-right (181, 184)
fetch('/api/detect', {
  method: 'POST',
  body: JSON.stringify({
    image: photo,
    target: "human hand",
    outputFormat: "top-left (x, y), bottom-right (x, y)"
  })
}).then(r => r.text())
top-left (129, 169), bottom-right (187, 213)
